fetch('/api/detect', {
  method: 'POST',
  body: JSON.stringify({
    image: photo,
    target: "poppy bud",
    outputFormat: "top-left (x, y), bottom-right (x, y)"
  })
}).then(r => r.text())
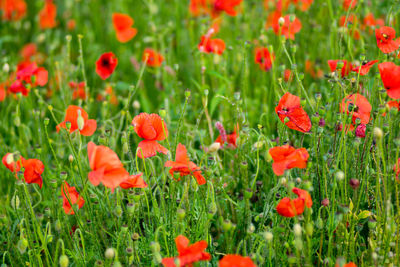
top-left (244, 188), bottom-right (253, 199)
top-left (209, 142), bottom-right (221, 153)
top-left (349, 178), bottom-right (360, 189)
top-left (280, 177), bottom-right (287, 185)
top-left (253, 141), bottom-right (264, 149)
top-left (321, 198), bottom-right (330, 207)
top-left (123, 143), bottom-right (129, 154)
top-left (373, 127), bottom-right (383, 140)
top-left (95, 260), bottom-right (104, 267)
top-left (150, 241), bottom-right (160, 253)
top-left (368, 218), bottom-right (377, 228)
top-left (263, 231), bottom-right (273, 241)
top-left (68, 154), bottom-right (74, 162)
top-left (59, 255), bottom-right (69, 267)
top-left (355, 124), bottom-right (366, 138)
top-left (77, 110), bottom-right (85, 131)
top-left (335, 171), bottom-right (344, 181)
top-left (48, 105), bottom-right (53, 111)
top-left (3, 63), bottom-right (9, 73)
top-left (222, 219), bottom-right (232, 231)
top-left (17, 238), bottom-right (28, 254)
top-left (105, 248), bottom-right (115, 259)
top-left (278, 17), bottom-right (285, 26)
top-left (247, 223), bottom-right (255, 233)
top-left (114, 205), bottom-right (123, 217)
top-left (185, 90), bottom-right (191, 99)
top-left (36, 213), bottom-right (44, 222)
top-left (289, 14), bottom-right (296, 22)
top-left (14, 116), bottom-right (20, 127)
top-left (65, 121), bottom-right (72, 131)
top-left (305, 223), bottom-right (313, 236)
top-left (11, 195), bottom-right (20, 210)
top-left (177, 208), bottom-right (186, 220)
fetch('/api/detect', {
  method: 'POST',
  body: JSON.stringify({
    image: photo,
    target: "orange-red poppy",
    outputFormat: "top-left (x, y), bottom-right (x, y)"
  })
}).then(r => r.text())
top-left (9, 62), bottom-right (48, 96)
top-left (339, 15), bottom-right (360, 40)
top-left (142, 48), bottom-right (164, 67)
top-left (255, 47), bottom-right (275, 71)
top-left (198, 36), bottom-right (226, 55)
top-left (212, 0), bottom-right (242, 17)
top-left (340, 93), bottom-right (371, 130)
top-left (284, 69), bottom-right (293, 81)
top-left (61, 181), bottom-right (85, 215)
top-left (293, 0), bottom-right (313, 11)
top-left (162, 235), bottom-right (211, 267)
top-left (336, 263), bottom-right (357, 267)
top-left (328, 60), bottom-right (352, 78)
top-left (362, 13), bottom-right (384, 33)
top-left (23, 159), bottom-right (44, 188)
top-left (384, 100), bottom-right (400, 116)
top-left (219, 254), bottom-right (257, 267)
top-left (215, 124), bottom-right (238, 148)
top-left (88, 142), bottom-right (138, 190)
top-left (351, 60), bottom-right (378, 76)
top-left (56, 105), bottom-right (97, 136)
top-left (189, 0), bottom-right (211, 16)
top-left (275, 92), bottom-right (311, 133)
top-left (265, 10), bottom-right (282, 29)
top-left (378, 62), bottom-right (400, 99)
top-left (69, 81), bottom-right (86, 100)
top-left (276, 187), bottom-right (312, 217)
top-left (272, 14), bottom-right (302, 40)
top-left (20, 43), bottom-right (37, 61)
top-left (119, 173), bottom-right (148, 189)
top-left (96, 52), bottom-right (118, 80)
top-left (0, 0), bottom-right (26, 21)
top-left (0, 84), bottom-right (5, 101)
top-left (269, 144), bottom-right (309, 176)
top-left (165, 143), bottom-right (206, 185)
top-left (112, 13), bottom-right (137, 43)
top-left (343, 0), bottom-right (356, 10)
top-left (2, 153), bottom-right (25, 173)
top-left (132, 113), bottom-right (169, 158)
top-left (39, 0), bottom-right (57, 29)
top-left (97, 85), bottom-right (118, 105)
top-left (375, 26), bottom-right (400, 54)
top-left (67, 19), bottom-right (76, 31)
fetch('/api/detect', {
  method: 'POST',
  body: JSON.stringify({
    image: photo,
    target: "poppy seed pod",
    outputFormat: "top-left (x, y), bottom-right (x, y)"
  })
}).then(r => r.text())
top-left (115, 205), bottom-right (123, 217)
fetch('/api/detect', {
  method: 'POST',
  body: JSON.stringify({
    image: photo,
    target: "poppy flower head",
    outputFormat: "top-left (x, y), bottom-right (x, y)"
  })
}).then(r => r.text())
top-left (292, 187), bottom-right (312, 208)
top-left (255, 47), bottom-right (275, 71)
top-left (198, 36), bottom-right (226, 55)
top-left (293, 0), bottom-right (313, 11)
top-left (189, 0), bottom-right (211, 16)
top-left (69, 81), bottom-right (87, 100)
top-left (119, 173), bottom-right (148, 189)
top-left (1, 0), bottom-right (27, 21)
top-left (351, 60), bottom-right (378, 76)
top-left (378, 62), bottom-right (400, 99)
top-left (212, 0), bottom-right (242, 17)
top-left (142, 48), bottom-right (164, 67)
top-left (132, 113), bottom-right (169, 158)
top-left (328, 60), bottom-right (352, 77)
top-left (272, 15), bottom-right (302, 40)
top-left (165, 143), bottom-right (206, 185)
top-left (215, 123), bottom-right (239, 148)
top-left (275, 92), bottom-right (312, 133)
top-left (61, 181), bottom-right (85, 215)
top-left (343, 0), bottom-right (357, 10)
top-left (23, 159), bottom-right (44, 188)
top-left (269, 144), bottom-right (309, 176)
top-left (375, 26), bottom-right (400, 54)
top-left (96, 52), bottom-right (118, 80)
top-left (2, 153), bottom-right (25, 173)
top-left (219, 254), bottom-right (257, 267)
top-left (340, 93), bottom-right (372, 128)
top-left (162, 235), bottom-right (211, 267)
top-left (57, 105), bottom-right (97, 136)
top-left (39, 0), bottom-right (57, 29)
top-left (112, 13), bottom-right (137, 43)
top-left (20, 43), bottom-right (37, 61)
top-left (276, 197), bottom-right (305, 217)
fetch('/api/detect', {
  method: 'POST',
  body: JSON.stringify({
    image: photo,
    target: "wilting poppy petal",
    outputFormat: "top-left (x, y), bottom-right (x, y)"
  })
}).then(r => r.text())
top-left (120, 173), bottom-right (147, 189)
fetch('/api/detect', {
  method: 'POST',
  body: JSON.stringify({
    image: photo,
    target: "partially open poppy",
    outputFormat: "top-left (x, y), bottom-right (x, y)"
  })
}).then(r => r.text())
top-left (215, 124), bottom-right (238, 148)
top-left (328, 60), bottom-right (352, 77)
top-left (2, 153), bottom-right (25, 173)
top-left (119, 173), bottom-right (148, 189)
top-left (61, 181), bottom-right (85, 215)
top-left (162, 235), bottom-right (211, 267)
top-left (340, 93), bottom-right (371, 131)
top-left (96, 52), bottom-right (118, 80)
top-left (198, 36), bottom-right (226, 55)
top-left (276, 187), bottom-right (312, 217)
top-left (212, 0), bottom-right (242, 17)
top-left (142, 48), bottom-right (164, 67)
top-left (9, 62), bottom-right (48, 96)
top-left (255, 47), bottom-right (275, 71)
top-left (165, 143), bottom-right (206, 185)
top-left (23, 159), bottom-right (44, 188)
top-left (56, 105), bottom-right (97, 136)
top-left (132, 113), bottom-right (168, 158)
top-left (351, 60), bottom-right (378, 76)
top-left (0, 0), bottom-right (27, 21)
top-left (272, 14), bottom-right (302, 40)
top-left (375, 26), bottom-right (400, 54)
top-left (219, 254), bottom-right (257, 267)
top-left (275, 92), bottom-right (311, 133)
top-left (39, 0), bottom-right (57, 29)
top-left (269, 144), bottom-right (309, 176)
top-left (88, 142), bottom-right (137, 190)
top-left (112, 13), bottom-right (137, 43)
top-left (378, 62), bottom-right (400, 99)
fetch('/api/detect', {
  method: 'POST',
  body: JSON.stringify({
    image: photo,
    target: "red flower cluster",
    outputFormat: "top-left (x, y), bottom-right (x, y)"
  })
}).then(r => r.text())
top-left (254, 47), bottom-right (275, 71)
top-left (0, 0), bottom-right (27, 21)
top-left (2, 153), bottom-right (44, 188)
top-left (9, 62), bottom-right (48, 96)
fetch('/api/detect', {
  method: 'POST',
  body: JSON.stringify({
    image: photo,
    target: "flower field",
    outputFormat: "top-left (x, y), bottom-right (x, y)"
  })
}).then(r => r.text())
top-left (1, 0), bottom-right (400, 266)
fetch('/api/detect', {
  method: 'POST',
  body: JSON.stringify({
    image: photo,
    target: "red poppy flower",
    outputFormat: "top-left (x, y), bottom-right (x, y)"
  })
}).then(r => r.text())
top-left (394, 158), bottom-right (400, 180)
top-left (275, 92), bottom-right (311, 133)
top-left (162, 235), bottom-right (211, 267)
top-left (165, 143), bottom-right (206, 185)
top-left (189, 0), bottom-right (211, 16)
top-left (363, 13), bottom-right (384, 33)
top-left (343, 0), bottom-right (356, 10)
top-left (269, 144), bottom-right (309, 176)
top-left (265, 10), bottom-right (282, 29)
top-left (23, 159), bottom-right (44, 188)
top-left (119, 173), bottom-right (148, 189)
top-left (198, 36), bottom-right (226, 55)
top-left (0, 0), bottom-right (26, 21)
top-left (88, 142), bottom-right (135, 190)
top-left (272, 15), bottom-right (302, 40)
top-left (355, 124), bottom-right (366, 138)
top-left (215, 124), bottom-right (238, 148)
top-left (276, 187), bottom-right (312, 217)
top-left (69, 81), bottom-right (86, 100)
top-left (142, 48), bottom-right (164, 67)
top-left (336, 263), bottom-right (357, 267)
top-left (340, 93), bottom-right (371, 130)
top-left (212, 0), bottom-right (242, 17)
top-left (375, 26), bottom-right (400, 54)
top-left (254, 47), bottom-right (275, 71)
top-left (20, 43), bottom-right (37, 61)
top-left (219, 254), bottom-right (256, 267)
top-left (378, 62), bottom-right (400, 99)
top-left (328, 60), bottom-right (352, 77)
top-left (96, 52), bottom-right (118, 80)
top-left (67, 19), bottom-right (76, 31)
top-left (351, 60), bottom-right (378, 76)
top-left (61, 181), bottom-right (85, 215)
top-left (9, 62), bottom-right (48, 96)
top-left (112, 13), bottom-right (137, 43)
top-left (2, 153), bottom-right (25, 173)
top-left (57, 106), bottom-right (97, 136)
top-left (39, 0), bottom-right (57, 29)
top-left (0, 84), bottom-right (5, 101)
top-left (132, 113), bottom-right (169, 158)
top-left (293, 0), bottom-right (313, 11)
top-left (384, 100), bottom-right (400, 116)
top-left (284, 69), bottom-right (293, 81)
